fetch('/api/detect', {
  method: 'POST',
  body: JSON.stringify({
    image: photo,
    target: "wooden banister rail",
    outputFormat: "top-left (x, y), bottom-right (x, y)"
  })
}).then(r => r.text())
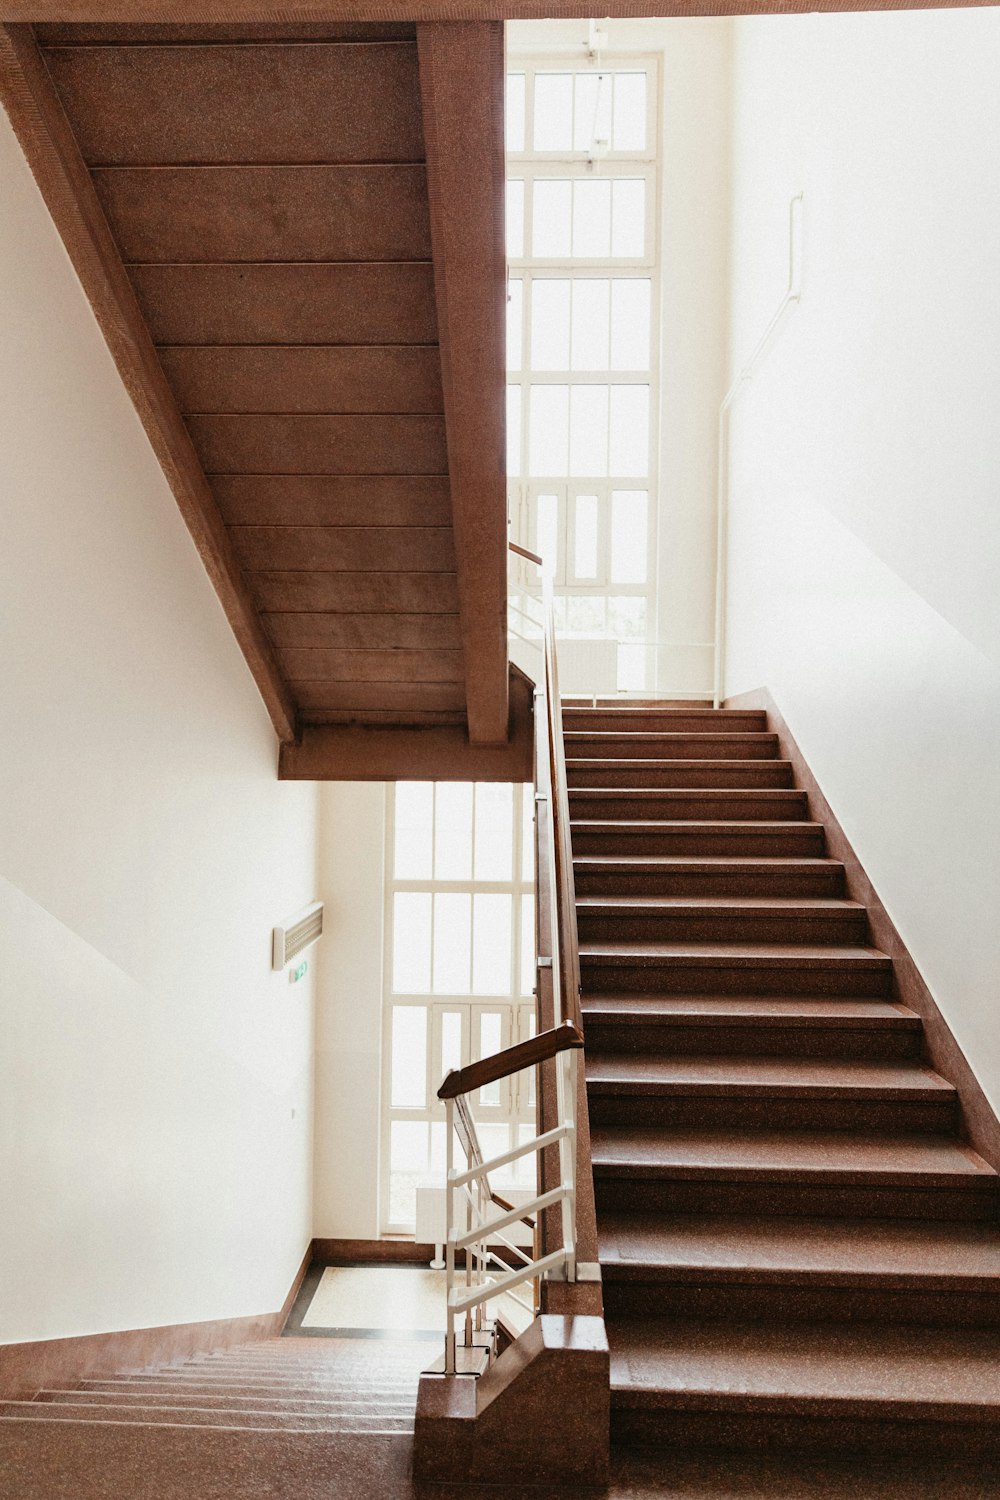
top-left (509, 540), bottom-right (543, 566)
top-left (437, 1019), bottom-right (583, 1101)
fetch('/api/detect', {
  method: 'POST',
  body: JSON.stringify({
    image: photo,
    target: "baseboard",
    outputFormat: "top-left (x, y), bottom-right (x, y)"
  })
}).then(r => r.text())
top-left (726, 686), bottom-right (1000, 1167)
top-left (0, 1241), bottom-right (313, 1402)
top-left (310, 1237), bottom-right (435, 1265)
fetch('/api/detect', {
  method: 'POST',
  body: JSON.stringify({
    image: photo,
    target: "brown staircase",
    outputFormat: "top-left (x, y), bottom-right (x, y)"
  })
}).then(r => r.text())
top-left (568, 702), bottom-right (1000, 1461)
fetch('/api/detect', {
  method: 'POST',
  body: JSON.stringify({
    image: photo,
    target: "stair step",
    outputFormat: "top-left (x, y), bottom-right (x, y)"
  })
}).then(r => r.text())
top-left (592, 1130), bottom-right (996, 1220)
top-left (37, 1389), bottom-right (415, 1413)
top-left (580, 941), bottom-right (893, 996)
top-left (571, 821), bottom-right (825, 857)
top-left (562, 708), bottom-right (768, 733)
top-left (609, 1318), bottom-right (1000, 1455)
top-left (566, 758), bottom-right (795, 789)
top-left (564, 732), bottom-right (780, 761)
top-left (569, 789), bottom-right (808, 822)
top-left (573, 855), bottom-right (846, 898)
top-left (577, 895), bottom-right (867, 946)
top-left (581, 993), bottom-right (920, 1058)
top-left (0, 1400), bottom-right (413, 1432)
top-left (79, 1377), bottom-right (419, 1399)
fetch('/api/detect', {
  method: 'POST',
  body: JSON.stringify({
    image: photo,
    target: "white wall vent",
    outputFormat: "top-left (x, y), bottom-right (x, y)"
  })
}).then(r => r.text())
top-left (272, 901), bottom-right (323, 971)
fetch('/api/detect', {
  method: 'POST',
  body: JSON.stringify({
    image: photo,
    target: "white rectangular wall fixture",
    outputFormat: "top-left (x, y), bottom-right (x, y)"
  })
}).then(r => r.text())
top-left (272, 901), bottom-right (324, 971)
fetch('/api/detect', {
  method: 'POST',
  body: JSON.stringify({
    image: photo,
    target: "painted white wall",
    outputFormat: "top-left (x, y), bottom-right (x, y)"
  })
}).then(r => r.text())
top-left (0, 106), bottom-right (319, 1343)
top-left (312, 783), bottom-right (386, 1240)
top-left (724, 10), bottom-right (1000, 1110)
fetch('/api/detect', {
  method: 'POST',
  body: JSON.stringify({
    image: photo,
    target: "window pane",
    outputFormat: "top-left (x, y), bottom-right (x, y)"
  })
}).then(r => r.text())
top-left (611, 280), bottom-right (651, 370)
top-left (393, 893), bottom-right (432, 992)
top-left (611, 490), bottom-right (649, 583)
top-left (536, 492), bottom-right (559, 575)
top-left (567, 594), bottom-right (606, 633)
top-left (474, 783), bottom-right (514, 880)
top-left (609, 594), bottom-right (648, 639)
top-left (441, 1010), bottom-right (463, 1078)
top-left (617, 642), bottom-right (649, 692)
top-left (570, 385), bottom-right (608, 477)
top-left (572, 179), bottom-right (611, 258)
top-left (513, 1121), bottom-right (538, 1187)
top-left (506, 279), bottom-right (523, 372)
top-left (522, 785), bottom-right (535, 879)
top-left (479, 1123), bottom-right (514, 1182)
top-left (507, 385), bottom-right (521, 478)
top-left (529, 386), bottom-right (569, 476)
top-left (531, 279), bottom-right (571, 370)
top-left (478, 1011), bottom-right (504, 1105)
top-left (613, 72), bottom-right (646, 151)
top-left (391, 1006), bottom-right (427, 1107)
top-left (609, 386), bottom-right (649, 476)
top-left (433, 892), bottom-right (472, 993)
top-left (574, 71), bottom-right (612, 153)
top-left (574, 493), bottom-right (599, 579)
top-left (506, 179), bottom-right (524, 258)
top-left (571, 279), bottom-right (610, 371)
top-left (520, 893), bottom-right (536, 996)
top-left (532, 180), bottom-right (572, 257)
top-left (389, 1120), bottom-right (428, 1226)
top-left (473, 894), bottom-right (512, 996)
top-left (506, 73), bottom-right (526, 152)
top-left (394, 781), bottom-right (433, 879)
top-left (534, 73), bottom-right (573, 151)
top-left (435, 783), bottom-right (473, 879)
top-left (611, 179), bottom-right (645, 257)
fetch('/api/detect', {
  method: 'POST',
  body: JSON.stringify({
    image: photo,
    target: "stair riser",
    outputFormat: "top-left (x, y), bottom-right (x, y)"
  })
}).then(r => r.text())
top-left (594, 1177), bottom-right (997, 1221)
top-left (574, 869), bottom-right (847, 899)
top-left (565, 736), bottom-right (780, 761)
top-left (577, 912), bottom-right (868, 945)
top-left (610, 1408), bottom-right (1000, 1459)
top-left (569, 794), bottom-right (808, 822)
top-left (566, 762), bottom-right (795, 789)
top-left (39, 1393), bottom-right (415, 1413)
top-left (563, 712), bottom-right (768, 733)
top-left (0, 1404), bottom-right (413, 1431)
top-left (582, 1020), bottom-right (920, 1060)
top-left (79, 1381), bottom-right (419, 1399)
top-left (581, 962), bottom-right (893, 997)
top-left (572, 829), bottom-right (825, 857)
top-left (586, 1095), bottom-right (958, 1133)
top-left (603, 1284), bottom-right (1000, 1327)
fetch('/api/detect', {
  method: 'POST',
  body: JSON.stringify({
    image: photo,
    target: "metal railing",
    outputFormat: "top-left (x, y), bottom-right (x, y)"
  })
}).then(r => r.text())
top-left (437, 541), bottom-right (584, 1375)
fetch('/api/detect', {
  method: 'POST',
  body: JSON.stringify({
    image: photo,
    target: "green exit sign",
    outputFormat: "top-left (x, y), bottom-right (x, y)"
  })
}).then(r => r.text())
top-left (289, 960), bottom-right (308, 984)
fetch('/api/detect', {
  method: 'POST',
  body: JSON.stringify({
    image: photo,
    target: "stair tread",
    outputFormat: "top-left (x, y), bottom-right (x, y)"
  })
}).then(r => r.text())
top-left (582, 994), bottom-right (914, 1023)
top-left (578, 896), bottom-right (864, 911)
top-left (573, 820), bottom-right (819, 830)
top-left (581, 941), bottom-right (890, 965)
top-left (575, 856), bottom-right (842, 869)
top-left (609, 1317), bottom-right (1000, 1412)
top-left (586, 1054), bottom-right (955, 1095)
top-left (566, 758), bottom-right (792, 768)
top-left (570, 788), bottom-right (804, 798)
top-left (591, 1127), bottom-right (994, 1180)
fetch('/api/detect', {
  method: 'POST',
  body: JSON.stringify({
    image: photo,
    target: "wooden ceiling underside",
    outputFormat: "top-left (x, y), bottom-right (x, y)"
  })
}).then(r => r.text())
top-left (0, 18), bottom-right (526, 776)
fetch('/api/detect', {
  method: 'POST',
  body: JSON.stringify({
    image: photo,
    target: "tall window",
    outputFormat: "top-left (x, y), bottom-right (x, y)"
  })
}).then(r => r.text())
top-left (381, 782), bottom-right (536, 1234)
top-left (506, 58), bottom-right (660, 692)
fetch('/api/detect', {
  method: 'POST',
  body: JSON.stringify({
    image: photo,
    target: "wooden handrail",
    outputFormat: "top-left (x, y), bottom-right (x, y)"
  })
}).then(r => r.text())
top-left (509, 540), bottom-right (543, 566)
top-left (437, 1020), bottom-right (583, 1101)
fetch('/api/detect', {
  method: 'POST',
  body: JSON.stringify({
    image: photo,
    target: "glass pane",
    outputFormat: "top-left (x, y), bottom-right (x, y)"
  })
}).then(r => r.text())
top-left (473, 894), bottom-right (512, 996)
top-left (611, 490), bottom-right (649, 583)
top-left (478, 1123), bottom-right (513, 1182)
top-left (534, 73), bottom-right (573, 151)
top-left (521, 1006), bottom-right (538, 1109)
top-left (506, 279), bottom-right (523, 373)
top-left (478, 1011), bottom-right (504, 1105)
top-left (433, 892), bottom-right (472, 993)
top-left (611, 280), bottom-right (651, 370)
top-left (609, 386), bottom-right (649, 476)
top-left (567, 594), bottom-right (606, 633)
top-left (529, 386), bottom-right (569, 476)
top-left (572, 179), bottom-right (611, 258)
top-left (434, 783), bottom-right (473, 879)
top-left (506, 385), bottom-right (521, 477)
top-left (570, 385), bottom-right (608, 477)
top-left (506, 73), bottom-right (526, 152)
top-left (520, 893), bottom-right (536, 996)
top-left (512, 1122), bottom-right (538, 1187)
top-left (571, 279), bottom-right (610, 371)
top-left (535, 492), bottom-right (559, 576)
top-left (613, 72), bottom-right (647, 151)
top-left (389, 1120), bottom-right (428, 1226)
top-left (474, 783), bottom-right (514, 880)
top-left (429, 1119), bottom-right (450, 1177)
top-left (611, 179), bottom-right (645, 257)
top-left (522, 784), bottom-right (535, 880)
top-left (391, 1006), bottom-right (427, 1107)
top-left (441, 1009), bottom-right (463, 1077)
top-left (393, 892), bottom-right (432, 993)
top-left (394, 781), bottom-right (433, 879)
top-left (574, 71), bottom-right (612, 153)
top-left (617, 642), bottom-right (648, 692)
top-left (532, 180), bottom-right (572, 258)
top-left (531, 279), bottom-right (571, 371)
top-left (506, 179), bottom-right (524, 259)
top-left (573, 493), bottom-right (599, 579)
top-left (609, 594), bottom-right (648, 639)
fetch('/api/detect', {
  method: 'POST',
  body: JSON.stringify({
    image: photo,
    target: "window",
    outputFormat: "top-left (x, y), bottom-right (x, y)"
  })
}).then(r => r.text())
top-left (507, 57), bottom-right (660, 693)
top-left (381, 782), bottom-right (536, 1234)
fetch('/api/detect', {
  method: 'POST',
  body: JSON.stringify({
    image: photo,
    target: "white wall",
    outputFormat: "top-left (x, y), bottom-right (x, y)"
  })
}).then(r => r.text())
top-left (724, 10), bottom-right (1000, 1111)
top-left (0, 106), bottom-right (319, 1343)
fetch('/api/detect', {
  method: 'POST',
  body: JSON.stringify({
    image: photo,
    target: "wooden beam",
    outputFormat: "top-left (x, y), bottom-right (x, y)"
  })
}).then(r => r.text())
top-left (3, 2), bottom-right (997, 20)
top-left (0, 23), bottom-right (298, 742)
top-left (279, 665), bottom-right (533, 780)
top-left (417, 21), bottom-right (508, 746)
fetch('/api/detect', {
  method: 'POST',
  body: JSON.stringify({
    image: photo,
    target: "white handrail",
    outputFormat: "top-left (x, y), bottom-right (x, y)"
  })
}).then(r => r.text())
top-left (713, 193), bottom-right (803, 709)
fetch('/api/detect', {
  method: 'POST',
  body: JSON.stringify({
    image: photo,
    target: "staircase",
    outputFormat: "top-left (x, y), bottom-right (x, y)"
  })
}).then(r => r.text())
top-left (568, 701), bottom-right (1000, 1461)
